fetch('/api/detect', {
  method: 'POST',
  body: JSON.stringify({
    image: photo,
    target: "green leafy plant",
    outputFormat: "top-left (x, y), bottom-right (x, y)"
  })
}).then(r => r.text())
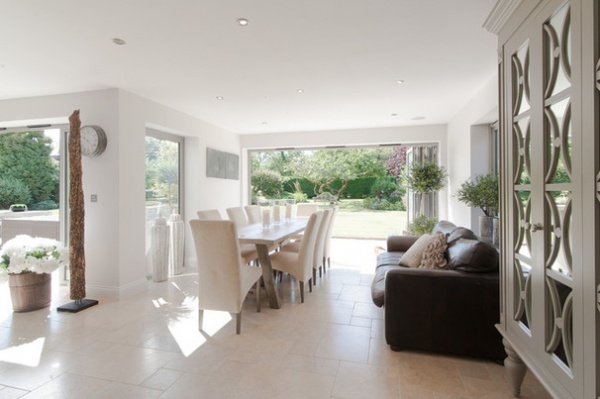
top-left (405, 161), bottom-right (447, 215)
top-left (0, 177), bottom-right (32, 209)
top-left (457, 173), bottom-right (499, 217)
top-left (251, 168), bottom-right (283, 197)
top-left (406, 215), bottom-right (438, 236)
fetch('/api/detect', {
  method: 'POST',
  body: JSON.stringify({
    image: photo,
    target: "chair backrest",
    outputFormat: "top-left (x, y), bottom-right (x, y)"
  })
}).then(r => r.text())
top-left (297, 211), bottom-right (324, 277)
top-left (313, 209), bottom-right (331, 269)
top-left (244, 205), bottom-right (261, 224)
top-left (296, 203), bottom-right (318, 217)
top-left (197, 209), bottom-right (222, 220)
top-left (189, 219), bottom-right (244, 313)
top-left (226, 207), bottom-right (248, 228)
top-left (323, 206), bottom-right (338, 259)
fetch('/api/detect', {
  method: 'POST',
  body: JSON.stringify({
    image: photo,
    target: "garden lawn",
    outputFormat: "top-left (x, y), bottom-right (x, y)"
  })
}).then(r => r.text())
top-left (327, 199), bottom-right (407, 240)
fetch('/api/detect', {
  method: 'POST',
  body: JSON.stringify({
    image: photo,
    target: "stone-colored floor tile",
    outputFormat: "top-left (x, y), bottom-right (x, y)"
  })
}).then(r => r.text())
top-left (332, 361), bottom-right (400, 399)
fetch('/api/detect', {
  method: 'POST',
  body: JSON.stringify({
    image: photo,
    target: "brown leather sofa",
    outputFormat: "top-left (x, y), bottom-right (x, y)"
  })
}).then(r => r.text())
top-left (371, 220), bottom-right (505, 361)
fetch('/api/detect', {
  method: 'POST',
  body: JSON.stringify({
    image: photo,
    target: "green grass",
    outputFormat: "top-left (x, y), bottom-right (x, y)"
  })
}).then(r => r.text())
top-left (325, 199), bottom-right (407, 240)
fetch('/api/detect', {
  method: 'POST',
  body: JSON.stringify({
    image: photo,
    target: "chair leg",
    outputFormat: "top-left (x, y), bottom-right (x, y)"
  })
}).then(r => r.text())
top-left (308, 278), bottom-right (312, 292)
top-left (198, 309), bottom-right (204, 331)
top-left (236, 312), bottom-right (242, 335)
top-left (313, 268), bottom-right (317, 284)
top-left (323, 257), bottom-right (327, 273)
top-left (299, 282), bottom-right (304, 303)
top-left (256, 278), bottom-right (261, 313)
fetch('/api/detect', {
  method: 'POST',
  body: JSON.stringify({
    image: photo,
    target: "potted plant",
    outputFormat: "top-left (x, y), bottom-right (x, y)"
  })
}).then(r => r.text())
top-left (405, 161), bottom-right (447, 232)
top-left (0, 235), bottom-right (69, 312)
top-left (456, 173), bottom-right (499, 244)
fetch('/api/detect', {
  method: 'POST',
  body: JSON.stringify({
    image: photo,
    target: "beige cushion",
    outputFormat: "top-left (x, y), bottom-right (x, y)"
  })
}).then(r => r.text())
top-left (398, 234), bottom-right (432, 268)
top-left (420, 231), bottom-right (448, 269)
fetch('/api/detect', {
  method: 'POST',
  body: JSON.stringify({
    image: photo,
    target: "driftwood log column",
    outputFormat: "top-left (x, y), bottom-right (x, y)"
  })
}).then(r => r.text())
top-left (57, 110), bottom-right (98, 313)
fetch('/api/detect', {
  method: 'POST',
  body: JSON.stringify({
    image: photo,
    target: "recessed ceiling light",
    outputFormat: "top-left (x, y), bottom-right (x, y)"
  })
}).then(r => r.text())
top-left (216, 96), bottom-right (224, 100)
top-left (396, 80), bottom-right (404, 85)
top-left (112, 38), bottom-right (126, 45)
top-left (296, 89), bottom-right (304, 93)
top-left (391, 113), bottom-right (398, 117)
top-left (412, 116), bottom-right (426, 121)
top-left (262, 121), bottom-right (268, 125)
top-left (237, 18), bottom-right (249, 26)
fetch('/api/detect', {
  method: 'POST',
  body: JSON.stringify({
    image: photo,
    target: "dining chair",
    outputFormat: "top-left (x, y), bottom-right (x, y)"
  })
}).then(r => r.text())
top-left (295, 203), bottom-right (318, 217)
top-left (269, 211), bottom-right (323, 303)
top-left (226, 207), bottom-right (249, 228)
top-left (322, 206), bottom-right (338, 272)
top-left (189, 219), bottom-right (262, 334)
top-left (282, 209), bottom-right (331, 283)
top-left (197, 209), bottom-right (222, 220)
top-left (244, 205), bottom-right (261, 224)
top-left (198, 208), bottom-right (257, 264)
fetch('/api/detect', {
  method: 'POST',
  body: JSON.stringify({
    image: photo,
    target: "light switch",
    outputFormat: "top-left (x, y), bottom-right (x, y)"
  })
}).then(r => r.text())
top-left (91, 194), bottom-right (98, 203)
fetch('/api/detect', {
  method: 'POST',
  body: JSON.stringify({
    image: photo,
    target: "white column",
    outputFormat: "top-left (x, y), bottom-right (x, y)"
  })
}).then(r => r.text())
top-left (168, 211), bottom-right (184, 275)
top-left (152, 216), bottom-right (169, 282)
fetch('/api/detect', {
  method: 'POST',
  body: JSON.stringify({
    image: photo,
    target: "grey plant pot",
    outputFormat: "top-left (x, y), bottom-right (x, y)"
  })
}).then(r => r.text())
top-left (479, 216), bottom-right (494, 244)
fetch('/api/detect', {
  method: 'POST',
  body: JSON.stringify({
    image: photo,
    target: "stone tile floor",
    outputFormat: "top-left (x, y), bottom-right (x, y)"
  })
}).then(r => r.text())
top-left (0, 238), bottom-right (550, 398)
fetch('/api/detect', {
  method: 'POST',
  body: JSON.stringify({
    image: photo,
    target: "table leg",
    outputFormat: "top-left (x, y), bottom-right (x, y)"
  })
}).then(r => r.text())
top-left (255, 243), bottom-right (281, 309)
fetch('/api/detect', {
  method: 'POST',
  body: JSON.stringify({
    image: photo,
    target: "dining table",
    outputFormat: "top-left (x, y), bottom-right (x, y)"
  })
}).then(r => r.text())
top-left (237, 217), bottom-right (308, 309)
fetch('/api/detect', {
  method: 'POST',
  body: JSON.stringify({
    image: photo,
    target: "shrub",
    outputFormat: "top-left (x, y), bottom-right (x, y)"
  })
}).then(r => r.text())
top-left (370, 177), bottom-right (399, 199)
top-left (407, 215), bottom-right (438, 236)
top-left (457, 173), bottom-right (499, 217)
top-left (29, 200), bottom-right (59, 210)
top-left (363, 197), bottom-right (405, 211)
top-left (0, 177), bottom-right (32, 209)
top-left (251, 168), bottom-right (283, 197)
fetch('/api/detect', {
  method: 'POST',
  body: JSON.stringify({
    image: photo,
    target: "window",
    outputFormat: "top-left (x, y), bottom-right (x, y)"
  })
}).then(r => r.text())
top-left (145, 130), bottom-right (184, 276)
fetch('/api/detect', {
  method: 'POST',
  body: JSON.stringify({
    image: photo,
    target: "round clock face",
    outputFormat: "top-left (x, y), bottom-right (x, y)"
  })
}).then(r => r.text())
top-left (80, 125), bottom-right (107, 157)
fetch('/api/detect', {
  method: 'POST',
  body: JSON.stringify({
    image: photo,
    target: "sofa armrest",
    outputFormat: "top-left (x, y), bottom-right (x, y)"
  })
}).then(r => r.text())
top-left (386, 235), bottom-right (419, 252)
top-left (383, 267), bottom-right (504, 360)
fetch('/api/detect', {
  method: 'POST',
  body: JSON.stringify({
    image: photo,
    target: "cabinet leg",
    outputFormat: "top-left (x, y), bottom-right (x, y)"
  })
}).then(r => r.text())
top-left (503, 338), bottom-right (527, 397)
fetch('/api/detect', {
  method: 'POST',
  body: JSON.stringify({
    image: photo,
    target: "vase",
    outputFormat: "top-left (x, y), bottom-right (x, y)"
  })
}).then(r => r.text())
top-left (8, 272), bottom-right (52, 312)
top-left (479, 215), bottom-right (494, 244)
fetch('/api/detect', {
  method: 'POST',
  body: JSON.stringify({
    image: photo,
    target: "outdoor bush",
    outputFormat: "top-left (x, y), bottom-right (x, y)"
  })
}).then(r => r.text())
top-left (251, 168), bottom-right (283, 196)
top-left (362, 197), bottom-right (405, 211)
top-left (0, 177), bottom-right (32, 209)
top-left (283, 177), bottom-right (315, 198)
top-left (406, 215), bottom-right (438, 236)
top-left (345, 177), bottom-right (378, 198)
top-left (29, 199), bottom-right (59, 210)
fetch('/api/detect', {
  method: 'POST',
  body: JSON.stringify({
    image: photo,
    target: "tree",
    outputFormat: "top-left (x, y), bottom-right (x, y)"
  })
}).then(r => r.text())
top-left (385, 146), bottom-right (407, 180)
top-left (406, 161), bottom-right (447, 216)
top-left (457, 173), bottom-right (499, 217)
top-left (0, 131), bottom-right (59, 207)
top-left (291, 148), bottom-right (388, 197)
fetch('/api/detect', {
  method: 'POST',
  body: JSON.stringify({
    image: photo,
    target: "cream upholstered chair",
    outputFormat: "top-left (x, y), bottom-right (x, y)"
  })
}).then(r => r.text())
top-left (197, 209), bottom-right (222, 220)
top-left (244, 205), bottom-right (261, 224)
top-left (226, 207), bottom-right (249, 228)
top-left (322, 206), bottom-right (338, 272)
top-left (282, 209), bottom-right (331, 283)
top-left (189, 219), bottom-right (262, 334)
top-left (269, 211), bottom-right (323, 303)
top-left (295, 202), bottom-right (318, 217)
top-left (198, 209), bottom-right (257, 264)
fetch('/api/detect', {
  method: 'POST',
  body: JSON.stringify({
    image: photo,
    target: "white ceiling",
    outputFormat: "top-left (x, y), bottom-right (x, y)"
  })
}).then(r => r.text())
top-left (1, 0), bottom-right (498, 134)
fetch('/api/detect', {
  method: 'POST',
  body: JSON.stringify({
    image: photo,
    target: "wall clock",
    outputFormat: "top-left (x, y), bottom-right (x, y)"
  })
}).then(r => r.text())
top-left (80, 125), bottom-right (107, 157)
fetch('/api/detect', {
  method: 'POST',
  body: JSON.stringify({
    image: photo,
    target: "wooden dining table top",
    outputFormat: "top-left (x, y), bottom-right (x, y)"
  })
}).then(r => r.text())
top-left (237, 218), bottom-right (308, 246)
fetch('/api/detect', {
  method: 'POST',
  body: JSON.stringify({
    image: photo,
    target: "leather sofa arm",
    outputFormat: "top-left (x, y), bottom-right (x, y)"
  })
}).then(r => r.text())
top-left (383, 266), bottom-right (504, 360)
top-left (386, 235), bottom-right (419, 252)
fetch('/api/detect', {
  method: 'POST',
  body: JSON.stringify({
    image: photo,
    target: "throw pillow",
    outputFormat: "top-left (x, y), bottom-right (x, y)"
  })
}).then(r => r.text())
top-left (420, 231), bottom-right (448, 269)
top-left (398, 234), bottom-right (432, 268)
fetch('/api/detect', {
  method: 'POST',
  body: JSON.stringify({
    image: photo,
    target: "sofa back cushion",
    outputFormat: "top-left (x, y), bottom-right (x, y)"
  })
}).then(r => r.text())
top-left (447, 238), bottom-right (499, 272)
top-left (432, 220), bottom-right (457, 236)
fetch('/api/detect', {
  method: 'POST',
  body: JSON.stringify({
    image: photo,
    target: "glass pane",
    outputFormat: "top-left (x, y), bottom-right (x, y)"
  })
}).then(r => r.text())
top-left (545, 278), bottom-right (573, 369)
top-left (545, 98), bottom-right (572, 184)
top-left (513, 116), bottom-right (532, 185)
top-left (0, 130), bottom-right (61, 244)
top-left (545, 191), bottom-right (572, 277)
top-left (544, 3), bottom-right (571, 99)
top-left (514, 190), bottom-right (531, 258)
top-left (145, 135), bottom-right (181, 277)
top-left (512, 43), bottom-right (531, 115)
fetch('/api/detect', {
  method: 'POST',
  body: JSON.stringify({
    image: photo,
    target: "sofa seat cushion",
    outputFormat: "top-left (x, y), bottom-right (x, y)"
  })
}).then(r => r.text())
top-left (376, 252), bottom-right (403, 269)
top-left (371, 265), bottom-right (400, 307)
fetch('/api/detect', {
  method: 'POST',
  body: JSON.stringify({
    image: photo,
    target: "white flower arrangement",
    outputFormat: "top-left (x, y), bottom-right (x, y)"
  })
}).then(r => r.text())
top-left (0, 235), bottom-right (69, 278)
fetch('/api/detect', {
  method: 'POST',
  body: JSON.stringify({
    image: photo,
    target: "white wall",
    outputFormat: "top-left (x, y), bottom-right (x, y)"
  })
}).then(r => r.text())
top-left (446, 73), bottom-right (498, 231)
top-left (240, 124), bottom-right (450, 220)
top-left (0, 89), bottom-right (241, 299)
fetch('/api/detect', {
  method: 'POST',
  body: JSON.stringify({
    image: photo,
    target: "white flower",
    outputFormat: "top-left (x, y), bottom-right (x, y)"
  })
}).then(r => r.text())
top-left (0, 235), bottom-right (69, 276)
